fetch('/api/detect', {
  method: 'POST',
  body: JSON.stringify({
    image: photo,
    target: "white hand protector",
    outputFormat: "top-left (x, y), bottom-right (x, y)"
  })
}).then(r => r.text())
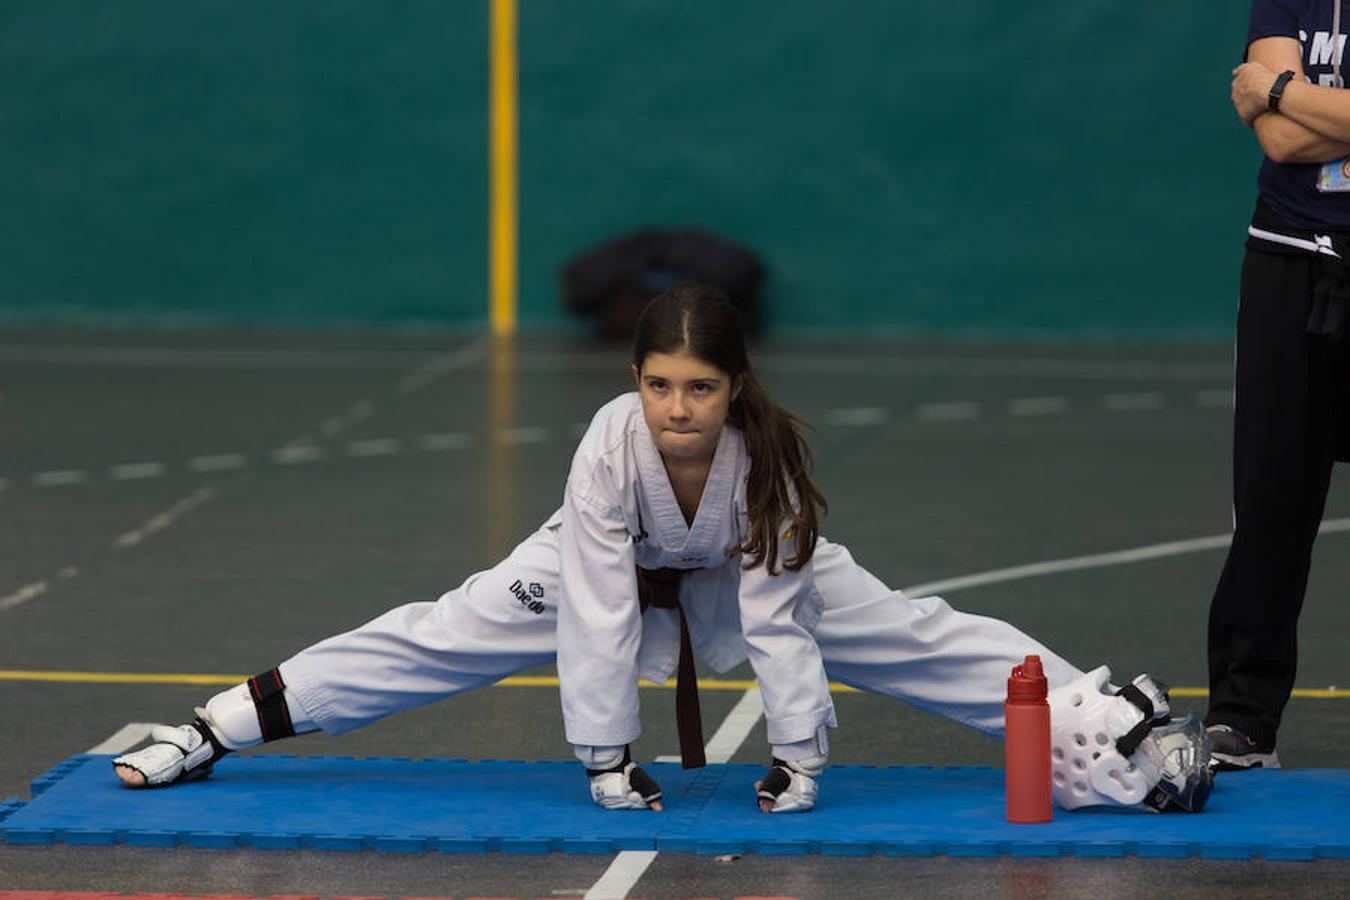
top-left (756, 756), bottom-right (823, 813)
top-left (585, 746), bottom-right (663, 811)
top-left (1047, 666), bottom-right (1211, 813)
top-left (111, 715), bottom-right (225, 787)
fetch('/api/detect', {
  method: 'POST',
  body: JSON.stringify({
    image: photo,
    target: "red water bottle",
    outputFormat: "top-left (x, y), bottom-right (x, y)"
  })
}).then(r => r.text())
top-left (1004, 654), bottom-right (1052, 823)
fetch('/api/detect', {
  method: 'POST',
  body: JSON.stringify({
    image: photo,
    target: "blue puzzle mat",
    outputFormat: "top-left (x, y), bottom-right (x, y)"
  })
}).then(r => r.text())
top-left (2, 754), bottom-right (1348, 859)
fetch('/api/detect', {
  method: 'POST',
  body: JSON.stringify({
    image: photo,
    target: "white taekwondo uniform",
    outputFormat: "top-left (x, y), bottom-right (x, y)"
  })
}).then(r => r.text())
top-left (280, 393), bottom-right (1082, 754)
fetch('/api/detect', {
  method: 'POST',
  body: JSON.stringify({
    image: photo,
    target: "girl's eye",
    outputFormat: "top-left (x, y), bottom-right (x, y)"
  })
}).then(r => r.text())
top-left (692, 383), bottom-right (714, 394)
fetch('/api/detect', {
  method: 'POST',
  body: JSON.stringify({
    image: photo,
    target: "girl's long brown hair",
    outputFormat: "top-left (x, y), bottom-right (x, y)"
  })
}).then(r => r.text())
top-left (633, 283), bottom-right (826, 573)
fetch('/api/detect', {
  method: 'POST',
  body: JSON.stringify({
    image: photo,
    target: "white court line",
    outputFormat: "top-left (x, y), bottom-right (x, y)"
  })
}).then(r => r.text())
top-left (347, 438), bottom-right (402, 457)
top-left (916, 401), bottom-right (980, 421)
top-left (0, 345), bottom-right (437, 371)
top-left (111, 488), bottom-right (217, 550)
top-left (500, 427), bottom-right (549, 445)
top-left (111, 462), bottom-right (166, 480)
top-left (655, 687), bottom-right (765, 765)
top-left (190, 453), bottom-right (247, 472)
top-left (1104, 391), bottom-right (1164, 411)
top-left (903, 515), bottom-right (1350, 597)
top-left (397, 340), bottom-right (489, 394)
top-left (1009, 396), bottom-right (1068, 416)
top-left (271, 445), bottom-right (325, 465)
top-left (0, 342), bottom-right (1233, 381)
top-left (585, 849), bottom-right (658, 900)
top-left (33, 470), bottom-right (86, 487)
top-left (628, 690), bottom-right (766, 894)
top-left (825, 407), bottom-right (888, 427)
top-left (508, 352), bottom-right (1235, 383)
top-left (88, 723), bottom-right (155, 754)
top-left (0, 580), bottom-right (48, 611)
top-left (420, 432), bottom-right (473, 451)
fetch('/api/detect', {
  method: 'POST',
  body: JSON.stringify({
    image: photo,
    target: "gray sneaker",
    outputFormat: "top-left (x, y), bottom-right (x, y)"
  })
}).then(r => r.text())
top-left (1207, 724), bottom-right (1280, 772)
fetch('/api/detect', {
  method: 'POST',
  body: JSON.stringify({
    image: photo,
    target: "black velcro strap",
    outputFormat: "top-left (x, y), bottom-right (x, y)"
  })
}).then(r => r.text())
top-left (1114, 683), bottom-right (1156, 758)
top-left (586, 745), bottom-right (632, 778)
top-left (627, 765), bottom-right (663, 804)
top-left (757, 763), bottom-right (792, 801)
top-left (248, 667), bottom-right (296, 743)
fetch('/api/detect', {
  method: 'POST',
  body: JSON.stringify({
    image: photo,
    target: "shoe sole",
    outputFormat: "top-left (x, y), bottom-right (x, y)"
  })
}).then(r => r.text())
top-left (1211, 750), bottom-right (1280, 772)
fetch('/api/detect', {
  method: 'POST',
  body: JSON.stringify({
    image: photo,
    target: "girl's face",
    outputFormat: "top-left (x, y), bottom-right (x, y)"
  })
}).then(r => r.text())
top-left (633, 350), bottom-right (742, 463)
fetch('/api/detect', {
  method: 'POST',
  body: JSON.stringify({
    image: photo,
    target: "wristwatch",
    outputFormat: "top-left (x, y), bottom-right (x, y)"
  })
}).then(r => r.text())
top-left (1269, 69), bottom-right (1296, 112)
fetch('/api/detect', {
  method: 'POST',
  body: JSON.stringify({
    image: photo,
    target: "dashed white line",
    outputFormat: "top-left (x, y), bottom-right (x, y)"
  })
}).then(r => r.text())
top-left (396, 341), bottom-right (489, 394)
top-left (111, 462), bottom-right (166, 480)
top-left (1104, 391), bottom-right (1164, 411)
top-left (420, 433), bottom-right (473, 452)
top-left (500, 427), bottom-right (549, 445)
top-left (1009, 396), bottom-right (1068, 416)
top-left (916, 401), bottom-right (980, 421)
top-left (271, 445), bottom-right (325, 465)
top-left (0, 580), bottom-right (48, 611)
top-left (0, 478), bottom-right (7, 492)
top-left (111, 487), bottom-right (216, 550)
top-left (190, 453), bottom-right (247, 472)
top-left (33, 470), bottom-right (87, 487)
top-left (825, 407), bottom-right (889, 427)
top-left (347, 438), bottom-right (402, 458)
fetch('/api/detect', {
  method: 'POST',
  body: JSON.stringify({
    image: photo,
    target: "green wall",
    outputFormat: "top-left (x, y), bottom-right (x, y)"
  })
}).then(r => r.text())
top-left (0, 2), bottom-right (1256, 337)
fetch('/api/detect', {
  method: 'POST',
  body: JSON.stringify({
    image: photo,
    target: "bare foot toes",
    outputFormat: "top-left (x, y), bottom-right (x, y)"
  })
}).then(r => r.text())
top-left (113, 764), bottom-right (146, 787)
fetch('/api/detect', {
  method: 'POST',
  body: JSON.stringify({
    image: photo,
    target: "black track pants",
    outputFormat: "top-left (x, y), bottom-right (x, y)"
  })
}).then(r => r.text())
top-left (1206, 244), bottom-right (1350, 748)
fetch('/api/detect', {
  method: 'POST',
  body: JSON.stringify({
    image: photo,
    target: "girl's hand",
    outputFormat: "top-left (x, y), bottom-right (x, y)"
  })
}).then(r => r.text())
top-left (1233, 61), bottom-right (1279, 126)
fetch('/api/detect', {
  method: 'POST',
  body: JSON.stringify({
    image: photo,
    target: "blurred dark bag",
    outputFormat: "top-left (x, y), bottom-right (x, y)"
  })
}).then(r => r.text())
top-left (561, 228), bottom-right (765, 340)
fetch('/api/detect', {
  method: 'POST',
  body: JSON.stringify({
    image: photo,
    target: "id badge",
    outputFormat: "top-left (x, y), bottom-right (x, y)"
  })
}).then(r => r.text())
top-left (1317, 156), bottom-right (1350, 192)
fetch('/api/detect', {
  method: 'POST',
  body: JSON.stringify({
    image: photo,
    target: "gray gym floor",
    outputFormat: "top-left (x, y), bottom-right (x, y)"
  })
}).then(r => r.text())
top-left (3, 329), bottom-right (1350, 898)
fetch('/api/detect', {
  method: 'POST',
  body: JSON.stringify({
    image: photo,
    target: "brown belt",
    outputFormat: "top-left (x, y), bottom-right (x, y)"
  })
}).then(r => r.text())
top-left (635, 566), bottom-right (706, 769)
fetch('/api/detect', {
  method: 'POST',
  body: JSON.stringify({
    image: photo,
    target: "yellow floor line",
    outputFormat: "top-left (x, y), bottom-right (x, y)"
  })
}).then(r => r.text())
top-left (1, 670), bottom-right (1347, 698)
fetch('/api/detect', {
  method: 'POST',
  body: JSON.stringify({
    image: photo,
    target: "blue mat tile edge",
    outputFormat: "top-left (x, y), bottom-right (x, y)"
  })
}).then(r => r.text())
top-left (4, 754), bottom-right (1349, 860)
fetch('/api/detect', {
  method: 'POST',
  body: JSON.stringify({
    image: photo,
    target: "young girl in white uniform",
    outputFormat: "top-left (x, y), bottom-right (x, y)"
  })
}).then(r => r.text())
top-left (113, 284), bottom-right (1209, 813)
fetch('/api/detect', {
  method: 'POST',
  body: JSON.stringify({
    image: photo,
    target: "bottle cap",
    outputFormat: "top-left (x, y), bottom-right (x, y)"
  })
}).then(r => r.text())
top-left (1007, 654), bottom-right (1047, 702)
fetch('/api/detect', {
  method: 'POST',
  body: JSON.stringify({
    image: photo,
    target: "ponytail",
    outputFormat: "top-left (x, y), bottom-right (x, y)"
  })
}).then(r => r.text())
top-left (732, 374), bottom-right (827, 573)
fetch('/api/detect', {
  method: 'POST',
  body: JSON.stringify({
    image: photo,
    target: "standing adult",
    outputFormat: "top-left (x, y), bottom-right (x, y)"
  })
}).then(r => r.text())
top-left (1210, 0), bottom-right (1350, 770)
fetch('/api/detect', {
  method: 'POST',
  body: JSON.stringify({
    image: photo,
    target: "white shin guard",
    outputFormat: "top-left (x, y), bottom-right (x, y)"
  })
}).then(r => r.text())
top-left (202, 681), bottom-right (315, 750)
top-left (112, 678), bottom-right (317, 788)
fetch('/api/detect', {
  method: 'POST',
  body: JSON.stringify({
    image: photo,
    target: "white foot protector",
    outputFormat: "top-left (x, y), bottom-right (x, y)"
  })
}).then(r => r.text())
top-left (585, 746), bottom-right (663, 810)
top-left (111, 716), bottom-right (223, 787)
top-left (756, 757), bottom-right (821, 813)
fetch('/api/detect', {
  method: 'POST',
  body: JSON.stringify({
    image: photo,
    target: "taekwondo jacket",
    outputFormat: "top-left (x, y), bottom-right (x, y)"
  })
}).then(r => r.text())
top-left (556, 392), bottom-right (837, 749)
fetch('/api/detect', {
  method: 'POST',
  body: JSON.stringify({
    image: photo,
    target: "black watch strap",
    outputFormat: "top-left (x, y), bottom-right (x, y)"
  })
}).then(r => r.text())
top-left (1269, 69), bottom-right (1296, 112)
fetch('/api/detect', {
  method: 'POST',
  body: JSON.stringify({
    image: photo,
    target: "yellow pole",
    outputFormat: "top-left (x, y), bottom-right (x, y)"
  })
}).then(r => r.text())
top-left (489, 0), bottom-right (518, 336)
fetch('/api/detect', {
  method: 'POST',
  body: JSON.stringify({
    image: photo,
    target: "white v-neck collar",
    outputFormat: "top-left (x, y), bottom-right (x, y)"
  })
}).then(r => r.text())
top-left (634, 417), bottom-right (736, 553)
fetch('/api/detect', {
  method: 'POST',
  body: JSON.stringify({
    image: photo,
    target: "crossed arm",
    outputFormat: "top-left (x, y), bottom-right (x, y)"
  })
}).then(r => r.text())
top-left (1234, 36), bottom-right (1350, 163)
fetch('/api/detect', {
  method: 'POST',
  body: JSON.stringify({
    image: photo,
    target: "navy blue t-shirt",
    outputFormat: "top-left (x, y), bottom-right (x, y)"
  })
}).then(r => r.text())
top-left (1250, 0), bottom-right (1350, 228)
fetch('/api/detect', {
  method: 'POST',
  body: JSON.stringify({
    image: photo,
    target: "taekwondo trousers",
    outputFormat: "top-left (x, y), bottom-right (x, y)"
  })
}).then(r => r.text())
top-left (1206, 226), bottom-right (1350, 749)
top-left (279, 525), bottom-right (1082, 741)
